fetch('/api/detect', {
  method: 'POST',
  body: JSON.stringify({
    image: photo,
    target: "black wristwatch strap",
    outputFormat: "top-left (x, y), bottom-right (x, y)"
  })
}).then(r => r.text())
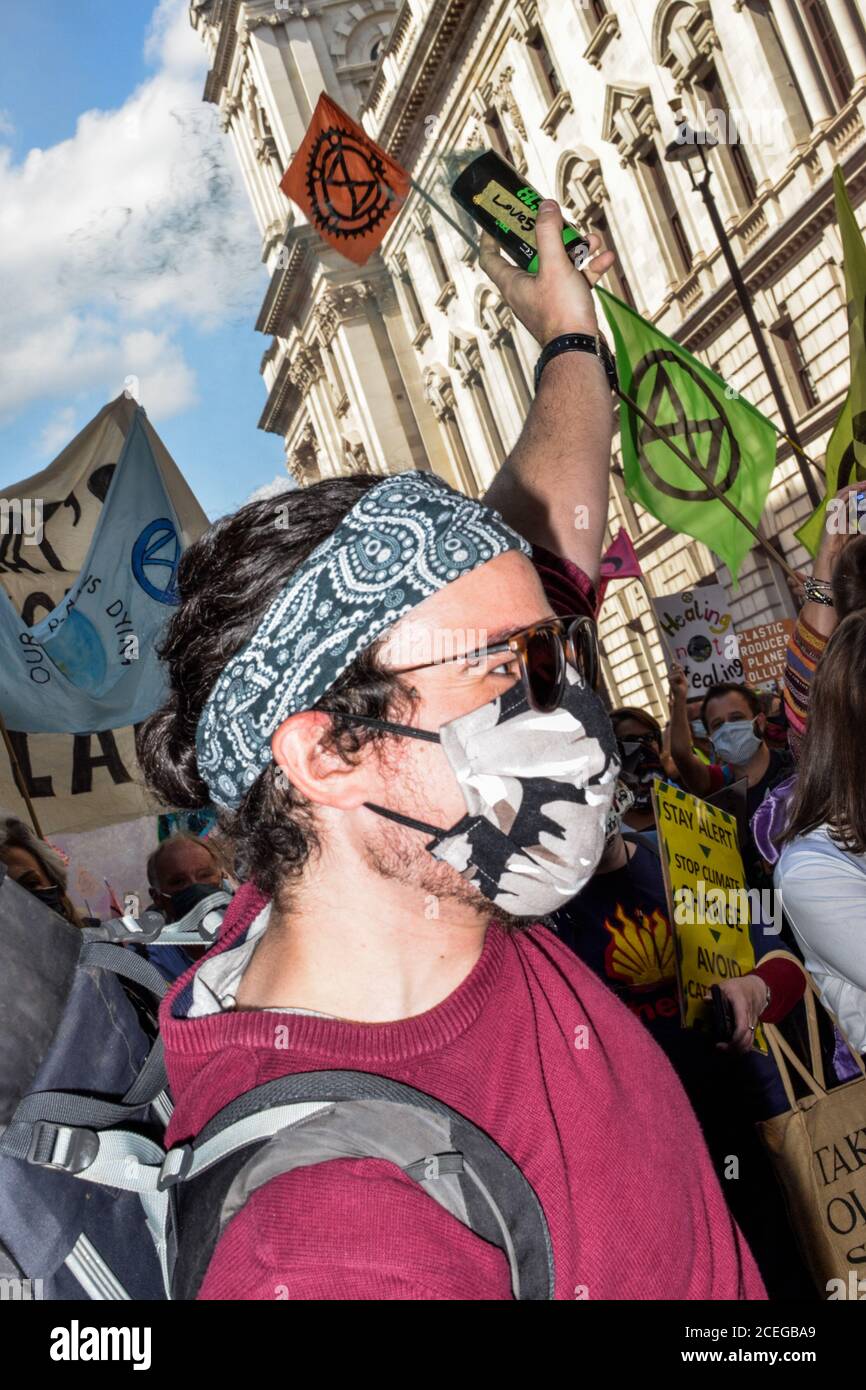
top-left (534, 332), bottom-right (618, 394)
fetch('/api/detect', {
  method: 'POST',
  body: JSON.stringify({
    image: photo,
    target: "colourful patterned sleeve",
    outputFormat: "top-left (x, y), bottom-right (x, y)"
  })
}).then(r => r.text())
top-left (783, 614), bottom-right (828, 761)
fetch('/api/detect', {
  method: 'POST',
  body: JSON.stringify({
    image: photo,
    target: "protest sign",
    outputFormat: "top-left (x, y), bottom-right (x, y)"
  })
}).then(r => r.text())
top-left (651, 583), bottom-right (742, 697)
top-left (653, 779), bottom-right (766, 1051)
top-left (736, 619), bottom-right (795, 689)
top-left (50, 814), bottom-right (160, 919)
top-left (0, 725), bottom-right (158, 835)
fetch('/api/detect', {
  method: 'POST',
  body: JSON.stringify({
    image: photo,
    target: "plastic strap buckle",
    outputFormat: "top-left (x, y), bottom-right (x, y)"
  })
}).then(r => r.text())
top-left (157, 1144), bottom-right (194, 1191)
top-left (27, 1121), bottom-right (99, 1175)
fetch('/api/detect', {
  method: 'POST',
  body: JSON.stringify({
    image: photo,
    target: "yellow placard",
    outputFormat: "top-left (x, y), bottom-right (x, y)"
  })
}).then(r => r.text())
top-left (653, 780), bottom-right (766, 1052)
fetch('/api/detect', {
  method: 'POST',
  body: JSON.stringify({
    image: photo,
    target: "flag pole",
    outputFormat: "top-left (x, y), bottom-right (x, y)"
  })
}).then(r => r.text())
top-left (407, 178), bottom-right (480, 256)
top-left (770, 423), bottom-right (826, 480)
top-left (616, 384), bottom-right (801, 586)
top-left (381, 179), bottom-right (479, 257)
top-left (0, 712), bottom-right (44, 840)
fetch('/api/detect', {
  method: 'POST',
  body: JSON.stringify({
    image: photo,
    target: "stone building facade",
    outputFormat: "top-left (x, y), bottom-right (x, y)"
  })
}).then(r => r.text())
top-left (190, 0), bottom-right (866, 716)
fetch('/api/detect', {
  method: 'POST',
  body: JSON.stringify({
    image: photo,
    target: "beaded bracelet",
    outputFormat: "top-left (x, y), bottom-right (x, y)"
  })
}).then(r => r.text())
top-left (803, 577), bottom-right (834, 606)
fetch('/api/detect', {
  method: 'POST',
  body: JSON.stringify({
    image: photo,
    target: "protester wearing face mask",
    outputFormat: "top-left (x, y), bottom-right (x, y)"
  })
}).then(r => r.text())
top-left (147, 832), bottom-right (227, 921)
top-left (669, 669), bottom-right (793, 887)
top-left (135, 205), bottom-right (763, 1302)
top-left (609, 708), bottom-right (665, 841)
top-left (0, 816), bottom-right (86, 928)
top-left (140, 832), bottom-right (233, 983)
top-left (553, 784), bottom-right (812, 1298)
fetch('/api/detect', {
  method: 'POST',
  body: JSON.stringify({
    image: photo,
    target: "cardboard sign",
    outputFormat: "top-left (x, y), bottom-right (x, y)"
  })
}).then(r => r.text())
top-left (652, 584), bottom-right (742, 698)
top-left (736, 620), bottom-right (795, 689)
top-left (653, 779), bottom-right (766, 1051)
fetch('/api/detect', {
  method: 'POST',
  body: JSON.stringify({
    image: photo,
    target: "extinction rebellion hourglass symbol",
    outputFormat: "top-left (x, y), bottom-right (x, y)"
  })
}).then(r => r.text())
top-left (631, 349), bottom-right (741, 502)
top-left (305, 127), bottom-right (394, 242)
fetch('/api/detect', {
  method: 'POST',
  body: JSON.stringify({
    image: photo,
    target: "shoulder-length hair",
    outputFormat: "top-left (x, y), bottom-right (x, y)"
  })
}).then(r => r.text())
top-left (778, 609), bottom-right (866, 855)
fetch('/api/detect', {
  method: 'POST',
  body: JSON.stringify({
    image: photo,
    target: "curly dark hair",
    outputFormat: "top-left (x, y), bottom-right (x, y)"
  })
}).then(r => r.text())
top-left (136, 475), bottom-right (418, 899)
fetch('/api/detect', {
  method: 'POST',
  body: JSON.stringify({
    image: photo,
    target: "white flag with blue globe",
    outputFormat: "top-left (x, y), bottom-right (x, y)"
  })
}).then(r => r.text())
top-left (0, 407), bottom-right (187, 732)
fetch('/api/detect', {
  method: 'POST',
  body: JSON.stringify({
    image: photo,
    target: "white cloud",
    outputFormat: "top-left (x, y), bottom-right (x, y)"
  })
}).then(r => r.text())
top-left (0, 0), bottom-right (266, 428)
top-left (38, 405), bottom-right (77, 459)
top-left (244, 473), bottom-right (297, 505)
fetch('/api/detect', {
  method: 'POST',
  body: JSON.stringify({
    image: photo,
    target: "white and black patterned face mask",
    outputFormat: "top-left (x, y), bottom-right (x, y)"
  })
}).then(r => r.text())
top-left (344, 667), bottom-right (619, 918)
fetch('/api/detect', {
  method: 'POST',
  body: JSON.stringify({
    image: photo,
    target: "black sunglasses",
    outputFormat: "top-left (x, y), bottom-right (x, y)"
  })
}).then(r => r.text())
top-left (389, 614), bottom-right (599, 712)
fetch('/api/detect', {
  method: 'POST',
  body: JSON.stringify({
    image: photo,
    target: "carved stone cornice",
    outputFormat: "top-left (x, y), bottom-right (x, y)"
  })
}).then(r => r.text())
top-left (288, 344), bottom-right (322, 395)
top-left (509, 0), bottom-right (539, 41)
top-left (343, 436), bottom-right (372, 473)
top-left (540, 90), bottom-right (574, 140)
top-left (602, 85), bottom-right (659, 167)
top-left (449, 336), bottom-right (483, 389)
top-left (583, 12), bottom-right (620, 70)
top-left (655, 1), bottom-right (718, 92)
top-left (480, 298), bottom-right (515, 348)
top-left (495, 67), bottom-right (527, 141)
top-left (560, 153), bottom-right (608, 221)
top-left (424, 368), bottom-right (456, 422)
top-left (258, 352), bottom-right (302, 437)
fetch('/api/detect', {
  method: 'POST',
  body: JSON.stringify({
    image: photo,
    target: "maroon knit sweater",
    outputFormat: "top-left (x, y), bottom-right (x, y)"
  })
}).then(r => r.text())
top-left (161, 882), bottom-right (766, 1301)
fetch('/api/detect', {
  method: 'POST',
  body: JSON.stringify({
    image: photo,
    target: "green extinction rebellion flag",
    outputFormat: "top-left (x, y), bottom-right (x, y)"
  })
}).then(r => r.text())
top-left (598, 287), bottom-right (777, 582)
top-left (796, 166), bottom-right (866, 555)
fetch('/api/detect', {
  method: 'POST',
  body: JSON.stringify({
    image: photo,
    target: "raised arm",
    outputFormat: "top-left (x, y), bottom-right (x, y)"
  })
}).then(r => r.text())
top-left (479, 202), bottom-right (616, 584)
top-left (668, 663), bottom-right (713, 797)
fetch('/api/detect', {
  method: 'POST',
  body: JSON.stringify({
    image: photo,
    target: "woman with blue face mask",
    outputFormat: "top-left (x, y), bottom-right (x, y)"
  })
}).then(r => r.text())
top-left (669, 671), bottom-right (794, 888)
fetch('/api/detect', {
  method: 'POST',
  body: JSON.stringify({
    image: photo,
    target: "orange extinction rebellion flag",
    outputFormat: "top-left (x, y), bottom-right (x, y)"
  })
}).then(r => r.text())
top-left (280, 93), bottom-right (410, 265)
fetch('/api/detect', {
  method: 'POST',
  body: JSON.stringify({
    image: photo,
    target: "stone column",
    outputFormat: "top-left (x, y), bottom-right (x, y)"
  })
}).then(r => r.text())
top-left (831, 0), bottom-right (866, 83)
top-left (771, 0), bottom-right (834, 125)
top-left (324, 282), bottom-right (425, 475)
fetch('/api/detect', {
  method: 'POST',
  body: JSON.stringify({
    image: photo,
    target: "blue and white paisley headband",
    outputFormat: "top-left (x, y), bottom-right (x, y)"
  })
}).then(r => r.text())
top-left (195, 470), bottom-right (532, 809)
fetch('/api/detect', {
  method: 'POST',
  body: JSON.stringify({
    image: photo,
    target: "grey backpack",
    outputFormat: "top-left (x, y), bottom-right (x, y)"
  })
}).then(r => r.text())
top-left (2, 879), bottom-right (554, 1300)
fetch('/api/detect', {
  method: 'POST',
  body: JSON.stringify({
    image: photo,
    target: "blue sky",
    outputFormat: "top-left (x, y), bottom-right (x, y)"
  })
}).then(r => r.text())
top-left (0, 0), bottom-right (288, 520)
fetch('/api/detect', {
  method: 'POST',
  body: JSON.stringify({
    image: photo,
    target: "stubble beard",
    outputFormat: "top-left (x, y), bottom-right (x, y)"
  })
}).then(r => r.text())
top-left (360, 814), bottom-right (535, 935)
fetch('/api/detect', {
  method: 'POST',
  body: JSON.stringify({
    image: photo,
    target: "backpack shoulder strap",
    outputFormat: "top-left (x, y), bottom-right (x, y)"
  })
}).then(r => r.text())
top-left (167, 1070), bottom-right (554, 1302)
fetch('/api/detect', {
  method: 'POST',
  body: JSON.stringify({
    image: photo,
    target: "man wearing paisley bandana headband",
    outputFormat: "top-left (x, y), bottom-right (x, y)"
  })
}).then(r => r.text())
top-left (138, 204), bottom-right (763, 1303)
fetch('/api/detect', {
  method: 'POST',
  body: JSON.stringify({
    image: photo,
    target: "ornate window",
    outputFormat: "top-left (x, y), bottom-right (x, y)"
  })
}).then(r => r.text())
top-left (478, 292), bottom-right (532, 417)
top-left (526, 23), bottom-right (561, 103)
top-left (602, 85), bottom-right (693, 284)
top-left (449, 335), bottom-right (506, 472)
top-left (769, 300), bottom-right (819, 415)
top-left (693, 62), bottom-right (758, 206)
top-left (642, 147), bottom-right (693, 278)
top-left (557, 151), bottom-right (636, 308)
top-left (581, 0), bottom-right (620, 68)
top-left (656, 3), bottom-right (758, 211)
top-left (393, 252), bottom-right (429, 347)
top-left (423, 367), bottom-right (479, 495)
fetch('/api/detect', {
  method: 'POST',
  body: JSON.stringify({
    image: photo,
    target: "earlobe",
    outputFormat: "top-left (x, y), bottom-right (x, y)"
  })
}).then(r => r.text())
top-left (270, 710), bottom-right (377, 810)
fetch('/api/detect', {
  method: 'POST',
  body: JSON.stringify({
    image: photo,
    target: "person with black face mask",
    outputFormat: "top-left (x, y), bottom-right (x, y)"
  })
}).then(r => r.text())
top-left (0, 815), bottom-right (85, 927)
top-left (147, 831), bottom-right (227, 922)
top-left (139, 832), bottom-right (233, 983)
top-left (610, 707), bottom-right (666, 843)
